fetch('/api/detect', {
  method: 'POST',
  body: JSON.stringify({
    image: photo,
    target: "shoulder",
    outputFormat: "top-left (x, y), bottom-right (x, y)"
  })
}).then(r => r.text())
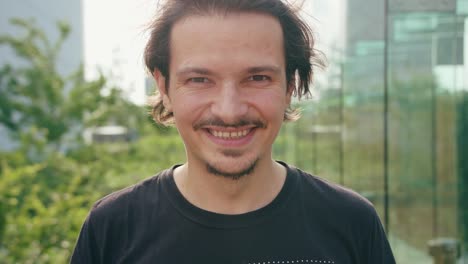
top-left (289, 165), bottom-right (379, 224)
top-left (70, 167), bottom-right (176, 263)
top-left (283, 166), bottom-right (395, 262)
top-left (87, 167), bottom-right (172, 225)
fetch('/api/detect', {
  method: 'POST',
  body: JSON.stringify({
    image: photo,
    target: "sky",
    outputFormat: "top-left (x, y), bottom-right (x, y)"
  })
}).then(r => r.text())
top-left (83, 0), bottom-right (346, 105)
top-left (83, 0), bottom-right (155, 104)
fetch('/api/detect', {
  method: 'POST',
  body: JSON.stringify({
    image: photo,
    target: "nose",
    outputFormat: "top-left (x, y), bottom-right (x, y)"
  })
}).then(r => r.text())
top-left (210, 81), bottom-right (249, 124)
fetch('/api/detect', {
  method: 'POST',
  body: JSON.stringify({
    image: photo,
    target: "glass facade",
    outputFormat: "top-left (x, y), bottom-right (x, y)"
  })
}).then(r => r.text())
top-left (275, 0), bottom-right (468, 262)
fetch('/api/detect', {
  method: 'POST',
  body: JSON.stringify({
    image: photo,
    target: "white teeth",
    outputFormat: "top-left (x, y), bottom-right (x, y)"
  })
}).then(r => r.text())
top-left (210, 129), bottom-right (250, 139)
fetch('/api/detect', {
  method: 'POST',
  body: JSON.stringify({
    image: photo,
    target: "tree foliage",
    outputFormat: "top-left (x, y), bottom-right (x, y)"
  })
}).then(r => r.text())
top-left (0, 18), bottom-right (147, 159)
top-left (0, 19), bottom-right (161, 263)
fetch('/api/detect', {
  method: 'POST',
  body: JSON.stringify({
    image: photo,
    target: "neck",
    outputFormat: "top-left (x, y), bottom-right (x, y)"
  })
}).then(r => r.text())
top-left (173, 159), bottom-right (286, 214)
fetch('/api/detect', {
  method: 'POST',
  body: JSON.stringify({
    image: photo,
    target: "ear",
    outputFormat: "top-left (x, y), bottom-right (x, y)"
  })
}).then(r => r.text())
top-left (153, 70), bottom-right (172, 112)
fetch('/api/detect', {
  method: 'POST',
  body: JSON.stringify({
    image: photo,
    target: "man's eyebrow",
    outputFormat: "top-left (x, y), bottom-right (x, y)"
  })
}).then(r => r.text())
top-left (176, 66), bottom-right (282, 76)
top-left (247, 66), bottom-right (281, 74)
top-left (176, 67), bottom-right (214, 76)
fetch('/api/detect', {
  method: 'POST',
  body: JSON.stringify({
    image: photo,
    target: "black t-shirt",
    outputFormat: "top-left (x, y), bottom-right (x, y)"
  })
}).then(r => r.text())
top-left (71, 162), bottom-right (396, 264)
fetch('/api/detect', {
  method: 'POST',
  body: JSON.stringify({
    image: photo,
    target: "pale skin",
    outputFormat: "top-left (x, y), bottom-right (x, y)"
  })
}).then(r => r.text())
top-left (154, 12), bottom-right (294, 215)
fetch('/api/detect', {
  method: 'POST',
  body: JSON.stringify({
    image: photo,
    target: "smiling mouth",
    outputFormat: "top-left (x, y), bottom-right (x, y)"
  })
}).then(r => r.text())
top-left (207, 128), bottom-right (252, 139)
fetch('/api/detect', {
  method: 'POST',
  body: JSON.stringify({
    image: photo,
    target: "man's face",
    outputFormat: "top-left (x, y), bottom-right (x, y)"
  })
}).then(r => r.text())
top-left (156, 12), bottom-right (291, 178)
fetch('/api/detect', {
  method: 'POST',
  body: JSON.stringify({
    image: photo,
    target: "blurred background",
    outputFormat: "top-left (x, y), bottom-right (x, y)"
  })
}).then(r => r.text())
top-left (0, 0), bottom-right (466, 263)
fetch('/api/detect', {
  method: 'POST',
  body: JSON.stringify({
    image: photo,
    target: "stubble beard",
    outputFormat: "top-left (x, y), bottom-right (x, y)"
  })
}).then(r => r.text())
top-left (206, 150), bottom-right (259, 180)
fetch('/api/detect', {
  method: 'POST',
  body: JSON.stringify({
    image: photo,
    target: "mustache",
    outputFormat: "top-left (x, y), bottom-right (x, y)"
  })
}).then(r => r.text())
top-left (193, 118), bottom-right (266, 130)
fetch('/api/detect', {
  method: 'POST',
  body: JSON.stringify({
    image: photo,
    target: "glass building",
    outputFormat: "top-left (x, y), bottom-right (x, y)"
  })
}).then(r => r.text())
top-left (275, 0), bottom-right (468, 262)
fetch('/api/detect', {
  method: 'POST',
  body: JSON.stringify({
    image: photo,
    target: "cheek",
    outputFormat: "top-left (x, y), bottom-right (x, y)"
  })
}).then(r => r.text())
top-left (171, 92), bottom-right (210, 123)
top-left (248, 90), bottom-right (288, 118)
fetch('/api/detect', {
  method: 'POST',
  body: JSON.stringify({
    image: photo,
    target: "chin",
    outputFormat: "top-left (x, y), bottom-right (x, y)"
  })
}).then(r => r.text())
top-left (205, 157), bottom-right (259, 180)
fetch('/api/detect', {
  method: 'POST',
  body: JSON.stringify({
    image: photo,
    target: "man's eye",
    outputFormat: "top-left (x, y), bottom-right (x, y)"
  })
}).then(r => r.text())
top-left (189, 77), bottom-right (209, 83)
top-left (249, 75), bottom-right (269, 81)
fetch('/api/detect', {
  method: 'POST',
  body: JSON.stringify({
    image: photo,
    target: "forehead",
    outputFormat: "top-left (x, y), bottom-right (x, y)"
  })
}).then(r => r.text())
top-left (169, 12), bottom-right (285, 74)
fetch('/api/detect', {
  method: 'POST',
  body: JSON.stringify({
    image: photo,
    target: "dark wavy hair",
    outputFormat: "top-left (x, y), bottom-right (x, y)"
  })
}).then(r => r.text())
top-left (144, 0), bottom-right (324, 125)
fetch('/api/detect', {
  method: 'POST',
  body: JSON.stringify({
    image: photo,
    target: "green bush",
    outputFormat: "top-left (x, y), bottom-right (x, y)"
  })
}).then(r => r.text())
top-left (0, 155), bottom-right (101, 263)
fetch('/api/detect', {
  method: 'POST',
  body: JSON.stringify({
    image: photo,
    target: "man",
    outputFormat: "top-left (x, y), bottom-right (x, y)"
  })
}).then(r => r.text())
top-left (71, 0), bottom-right (396, 263)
